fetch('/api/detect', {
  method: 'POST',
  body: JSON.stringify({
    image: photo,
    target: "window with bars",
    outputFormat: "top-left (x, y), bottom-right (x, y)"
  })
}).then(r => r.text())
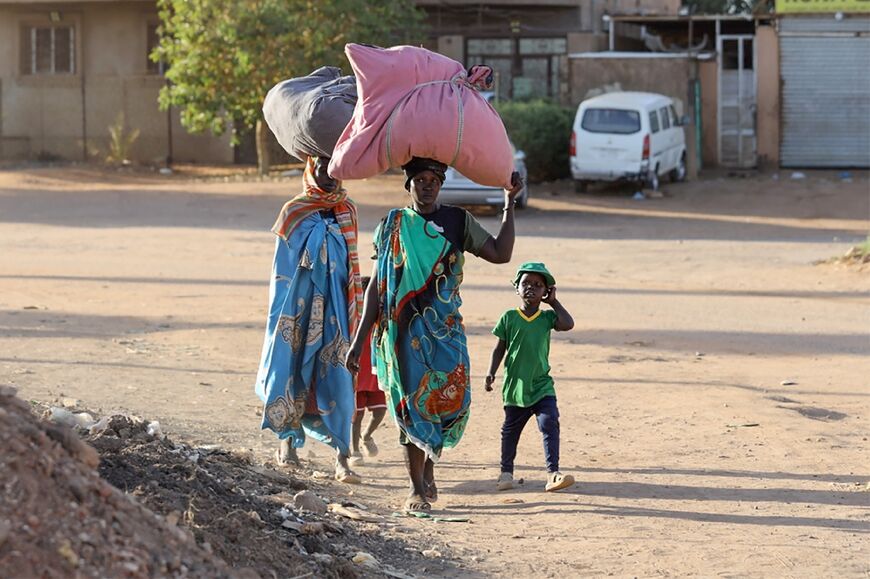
top-left (22, 25), bottom-right (75, 75)
top-left (146, 23), bottom-right (166, 75)
top-left (466, 37), bottom-right (566, 100)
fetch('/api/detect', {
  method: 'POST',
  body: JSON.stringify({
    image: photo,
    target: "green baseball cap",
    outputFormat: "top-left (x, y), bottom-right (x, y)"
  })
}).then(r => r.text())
top-left (513, 262), bottom-right (556, 288)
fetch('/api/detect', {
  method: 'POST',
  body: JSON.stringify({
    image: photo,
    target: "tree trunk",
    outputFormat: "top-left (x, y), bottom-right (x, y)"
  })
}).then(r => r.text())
top-left (256, 118), bottom-right (270, 176)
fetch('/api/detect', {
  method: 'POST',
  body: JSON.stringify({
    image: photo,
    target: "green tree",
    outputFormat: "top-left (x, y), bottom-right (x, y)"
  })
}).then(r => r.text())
top-left (153, 0), bottom-right (424, 173)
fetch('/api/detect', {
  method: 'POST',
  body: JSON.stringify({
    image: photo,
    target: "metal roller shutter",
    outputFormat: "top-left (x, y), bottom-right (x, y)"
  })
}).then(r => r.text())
top-left (780, 17), bottom-right (870, 168)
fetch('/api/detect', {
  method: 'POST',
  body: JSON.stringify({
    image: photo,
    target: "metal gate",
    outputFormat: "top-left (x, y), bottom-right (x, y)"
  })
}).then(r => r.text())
top-left (717, 34), bottom-right (757, 168)
top-left (780, 17), bottom-right (870, 168)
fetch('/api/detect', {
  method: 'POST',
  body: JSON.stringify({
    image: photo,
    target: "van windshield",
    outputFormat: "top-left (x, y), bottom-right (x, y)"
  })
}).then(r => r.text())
top-left (581, 108), bottom-right (641, 135)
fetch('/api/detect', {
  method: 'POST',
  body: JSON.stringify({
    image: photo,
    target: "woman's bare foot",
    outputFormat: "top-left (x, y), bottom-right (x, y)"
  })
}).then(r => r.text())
top-left (424, 480), bottom-right (438, 503)
top-left (335, 453), bottom-right (362, 484)
top-left (423, 458), bottom-right (437, 502)
top-left (275, 438), bottom-right (299, 465)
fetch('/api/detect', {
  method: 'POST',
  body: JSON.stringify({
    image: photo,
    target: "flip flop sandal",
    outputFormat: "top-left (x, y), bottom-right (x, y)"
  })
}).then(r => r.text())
top-left (545, 472), bottom-right (575, 492)
top-left (403, 497), bottom-right (432, 514)
top-left (335, 469), bottom-right (362, 485)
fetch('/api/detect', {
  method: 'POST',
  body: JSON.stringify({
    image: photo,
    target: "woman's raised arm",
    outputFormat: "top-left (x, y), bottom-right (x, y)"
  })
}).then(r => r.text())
top-left (477, 171), bottom-right (524, 264)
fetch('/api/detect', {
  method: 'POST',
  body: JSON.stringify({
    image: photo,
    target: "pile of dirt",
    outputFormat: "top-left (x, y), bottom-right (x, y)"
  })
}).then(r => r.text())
top-left (1, 388), bottom-right (438, 578)
top-left (85, 417), bottom-right (360, 579)
top-left (0, 386), bottom-right (237, 578)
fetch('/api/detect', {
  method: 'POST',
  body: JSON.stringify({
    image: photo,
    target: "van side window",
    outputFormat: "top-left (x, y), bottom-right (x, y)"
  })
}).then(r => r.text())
top-left (659, 107), bottom-right (671, 130)
top-left (649, 110), bottom-right (660, 134)
top-left (669, 105), bottom-right (678, 126)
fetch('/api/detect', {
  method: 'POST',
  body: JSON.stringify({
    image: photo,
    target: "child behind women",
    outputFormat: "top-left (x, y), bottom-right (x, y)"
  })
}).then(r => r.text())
top-left (349, 276), bottom-right (387, 465)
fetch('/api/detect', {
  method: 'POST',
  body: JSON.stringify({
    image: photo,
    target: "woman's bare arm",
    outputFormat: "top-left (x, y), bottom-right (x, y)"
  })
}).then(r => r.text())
top-left (345, 261), bottom-right (380, 372)
top-left (477, 172), bottom-right (524, 264)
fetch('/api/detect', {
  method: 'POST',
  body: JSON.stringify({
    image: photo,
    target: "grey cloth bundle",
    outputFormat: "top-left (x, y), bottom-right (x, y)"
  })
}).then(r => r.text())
top-left (263, 66), bottom-right (357, 160)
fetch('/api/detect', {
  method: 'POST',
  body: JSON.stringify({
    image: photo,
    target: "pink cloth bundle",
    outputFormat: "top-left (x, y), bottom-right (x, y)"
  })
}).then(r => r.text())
top-left (328, 44), bottom-right (514, 188)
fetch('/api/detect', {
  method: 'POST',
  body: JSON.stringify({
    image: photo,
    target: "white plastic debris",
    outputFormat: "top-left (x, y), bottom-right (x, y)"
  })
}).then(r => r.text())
top-left (790, 172), bottom-right (806, 180)
top-left (89, 416), bottom-right (111, 435)
top-left (146, 420), bottom-right (164, 438)
top-left (48, 407), bottom-right (77, 427)
top-left (72, 412), bottom-right (96, 429)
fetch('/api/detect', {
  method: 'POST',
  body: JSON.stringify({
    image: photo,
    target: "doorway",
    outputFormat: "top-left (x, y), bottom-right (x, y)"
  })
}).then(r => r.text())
top-left (717, 35), bottom-right (757, 168)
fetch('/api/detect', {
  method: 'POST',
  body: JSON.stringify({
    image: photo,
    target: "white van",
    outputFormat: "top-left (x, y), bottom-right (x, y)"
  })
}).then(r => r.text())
top-left (570, 92), bottom-right (687, 191)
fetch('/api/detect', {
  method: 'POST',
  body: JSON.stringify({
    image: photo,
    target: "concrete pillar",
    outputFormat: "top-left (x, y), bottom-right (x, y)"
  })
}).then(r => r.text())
top-left (698, 59), bottom-right (718, 168)
top-left (755, 24), bottom-right (780, 169)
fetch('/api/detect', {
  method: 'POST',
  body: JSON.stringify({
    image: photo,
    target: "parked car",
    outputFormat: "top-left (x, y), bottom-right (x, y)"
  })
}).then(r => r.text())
top-left (440, 146), bottom-right (530, 208)
top-left (570, 91), bottom-right (688, 191)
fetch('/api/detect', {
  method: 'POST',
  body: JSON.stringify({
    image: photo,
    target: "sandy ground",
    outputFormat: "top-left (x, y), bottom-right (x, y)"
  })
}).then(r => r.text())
top-left (1, 165), bottom-right (869, 578)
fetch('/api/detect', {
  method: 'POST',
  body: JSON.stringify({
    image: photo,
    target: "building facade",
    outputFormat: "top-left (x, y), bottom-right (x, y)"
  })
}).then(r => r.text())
top-left (418, 0), bottom-right (679, 102)
top-left (775, 2), bottom-right (870, 168)
top-left (0, 0), bottom-right (232, 164)
top-left (1, 0), bottom-right (680, 165)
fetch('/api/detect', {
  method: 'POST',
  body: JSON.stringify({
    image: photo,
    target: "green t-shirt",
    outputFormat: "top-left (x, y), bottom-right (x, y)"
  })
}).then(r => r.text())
top-left (492, 308), bottom-right (558, 407)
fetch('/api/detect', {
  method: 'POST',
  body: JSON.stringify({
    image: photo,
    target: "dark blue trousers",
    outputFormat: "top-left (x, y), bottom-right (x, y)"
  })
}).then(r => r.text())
top-left (500, 395), bottom-right (560, 474)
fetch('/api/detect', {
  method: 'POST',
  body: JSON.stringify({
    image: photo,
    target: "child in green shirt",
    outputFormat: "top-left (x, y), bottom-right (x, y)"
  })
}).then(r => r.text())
top-left (485, 262), bottom-right (575, 492)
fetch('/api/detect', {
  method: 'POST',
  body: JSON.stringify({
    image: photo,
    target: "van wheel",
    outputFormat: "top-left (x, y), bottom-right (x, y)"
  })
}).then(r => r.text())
top-left (670, 154), bottom-right (687, 183)
top-left (574, 180), bottom-right (588, 193)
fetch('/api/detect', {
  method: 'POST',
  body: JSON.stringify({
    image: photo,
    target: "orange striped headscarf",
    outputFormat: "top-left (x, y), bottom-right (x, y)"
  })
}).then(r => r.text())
top-left (271, 157), bottom-right (363, 334)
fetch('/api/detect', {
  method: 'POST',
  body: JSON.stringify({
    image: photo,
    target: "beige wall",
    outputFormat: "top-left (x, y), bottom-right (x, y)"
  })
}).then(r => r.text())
top-left (611, 0), bottom-right (680, 15)
top-left (755, 24), bottom-right (779, 169)
top-left (567, 32), bottom-right (608, 53)
top-left (569, 56), bottom-right (693, 109)
top-left (0, 2), bottom-right (232, 163)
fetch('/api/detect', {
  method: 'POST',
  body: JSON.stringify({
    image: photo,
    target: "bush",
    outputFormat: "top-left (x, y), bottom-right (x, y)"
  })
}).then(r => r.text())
top-left (494, 100), bottom-right (574, 183)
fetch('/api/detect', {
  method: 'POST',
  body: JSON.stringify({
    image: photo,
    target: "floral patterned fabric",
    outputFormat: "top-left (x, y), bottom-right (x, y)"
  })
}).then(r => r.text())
top-left (254, 211), bottom-right (354, 455)
top-left (373, 208), bottom-right (471, 461)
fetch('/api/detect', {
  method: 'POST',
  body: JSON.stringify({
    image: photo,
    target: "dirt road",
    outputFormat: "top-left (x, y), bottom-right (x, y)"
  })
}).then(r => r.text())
top-left (1, 166), bottom-right (868, 577)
